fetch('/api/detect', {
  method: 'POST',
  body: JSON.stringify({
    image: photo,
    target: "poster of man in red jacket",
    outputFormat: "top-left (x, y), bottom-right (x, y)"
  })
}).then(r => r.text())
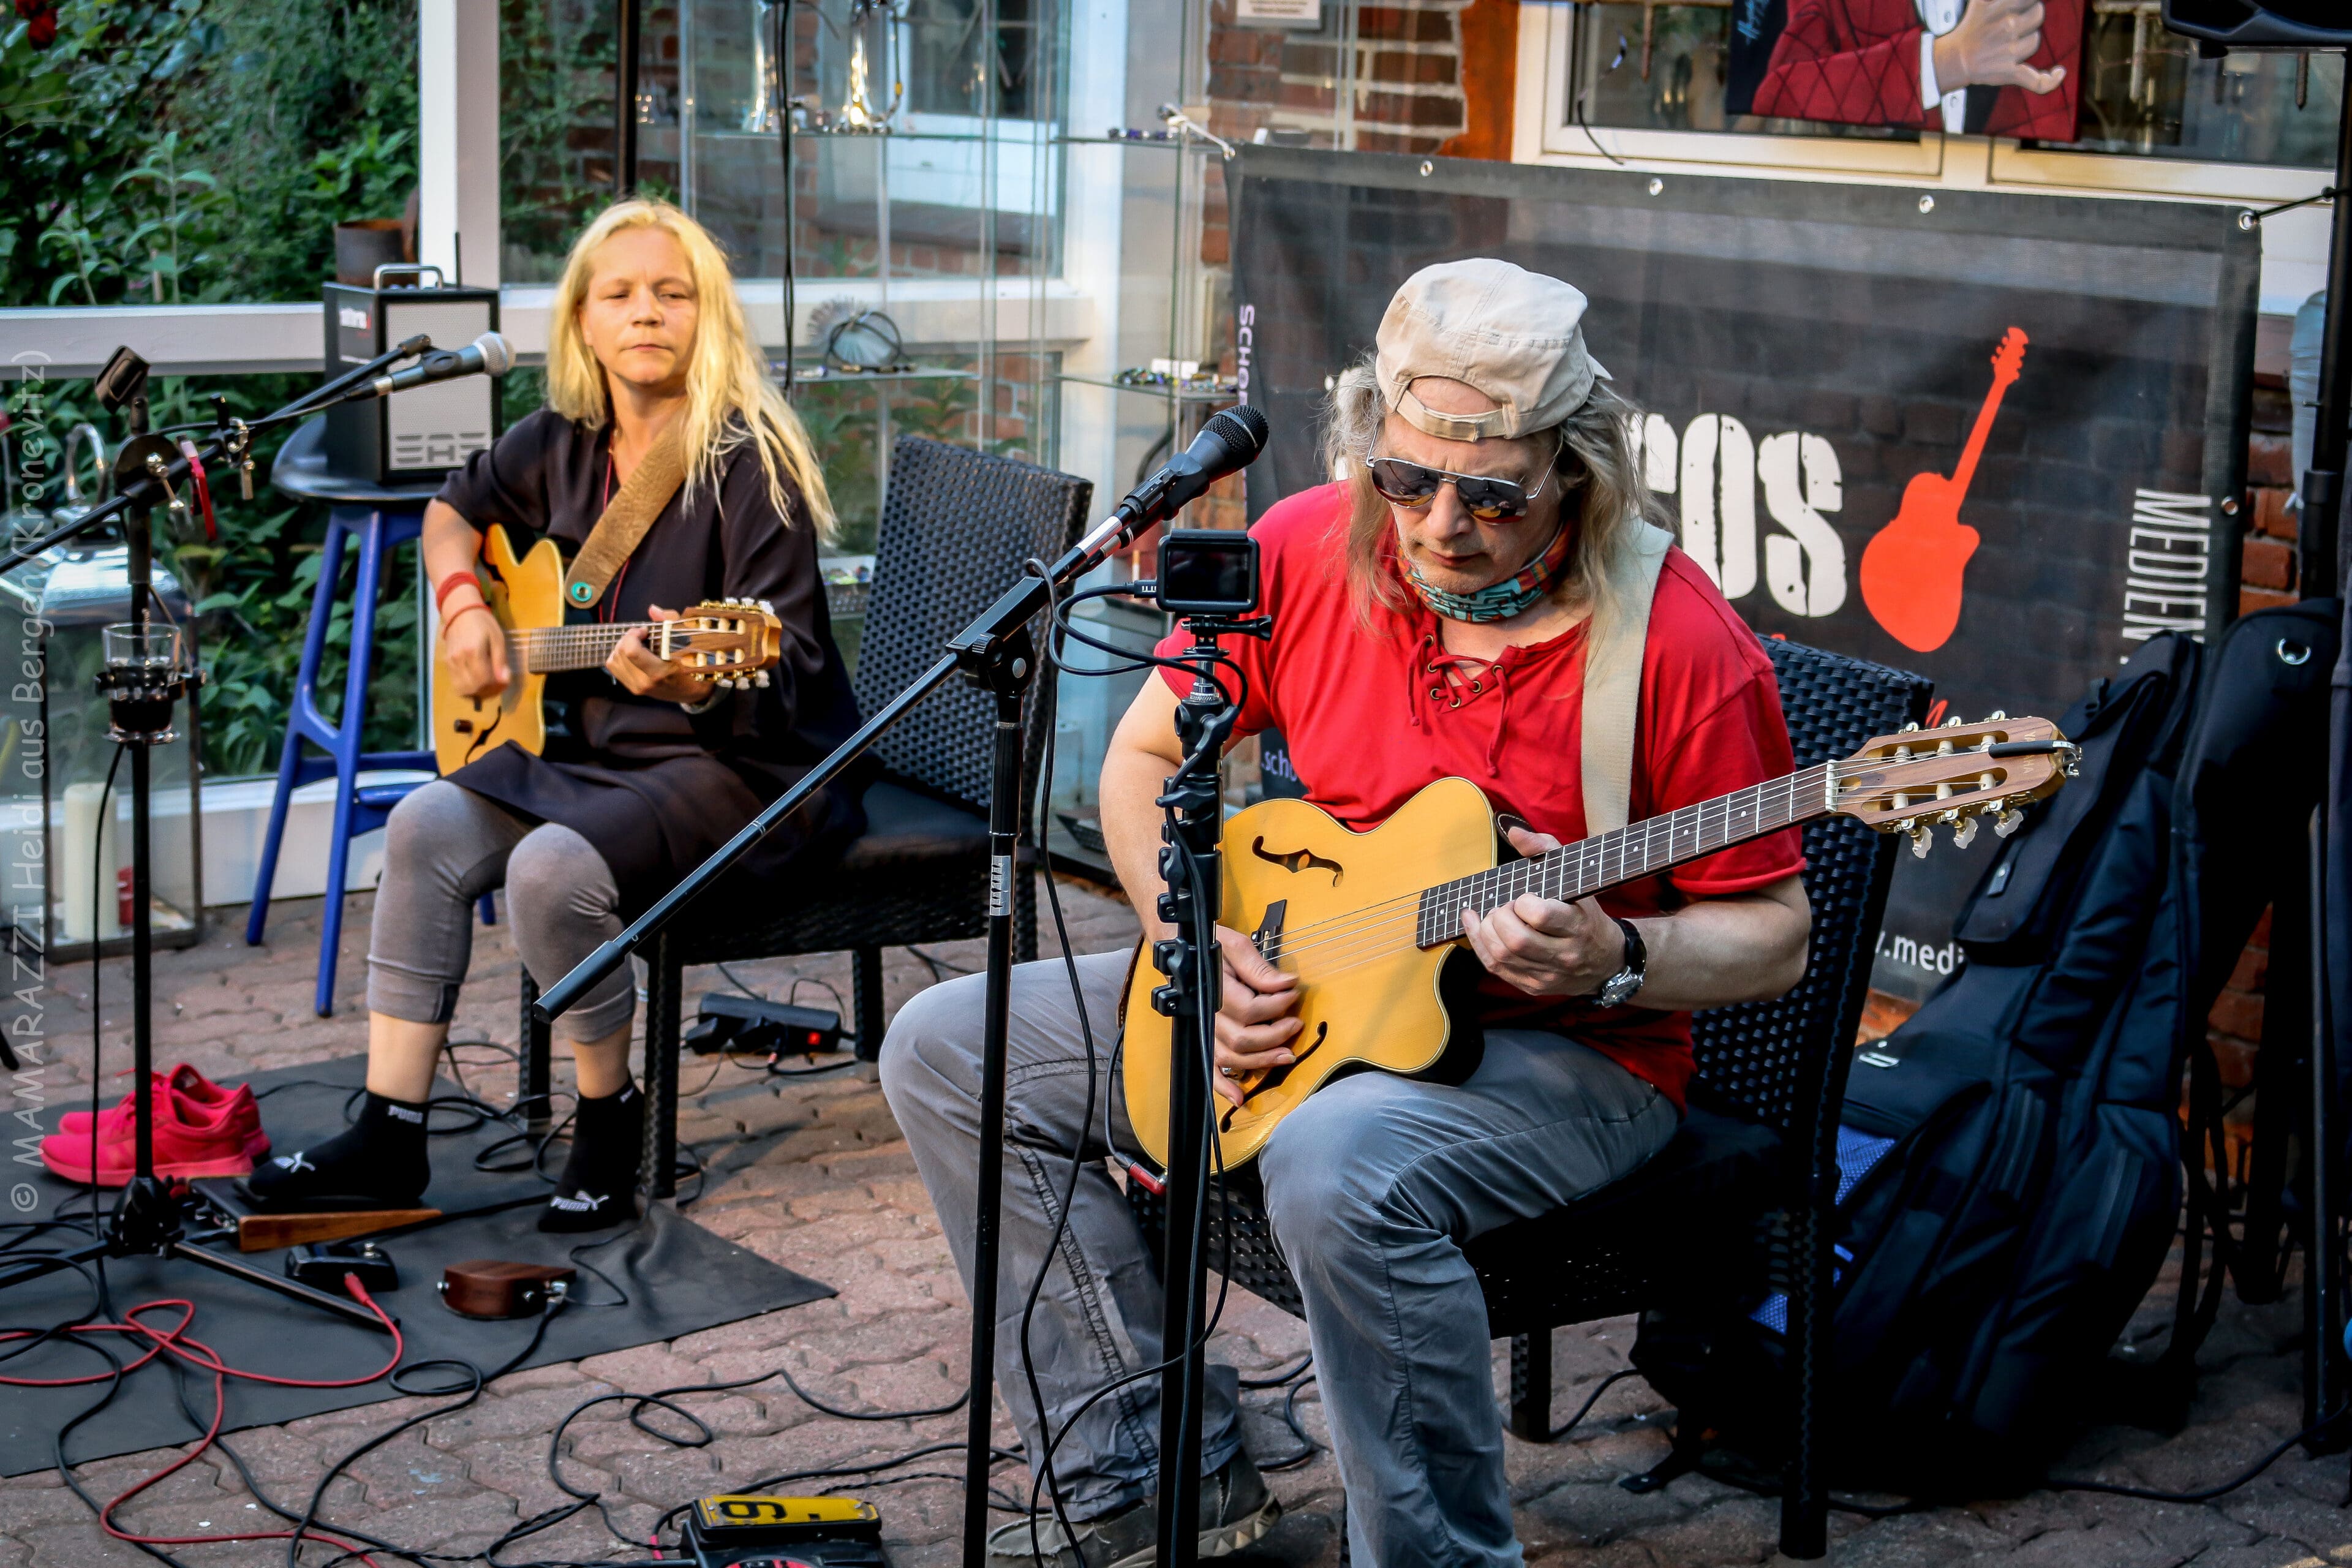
top-left (1742, 0), bottom-right (2081, 139)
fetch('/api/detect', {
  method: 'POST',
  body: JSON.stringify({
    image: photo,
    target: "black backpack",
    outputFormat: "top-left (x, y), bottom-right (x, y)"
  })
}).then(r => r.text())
top-left (1637, 609), bottom-right (2337, 1492)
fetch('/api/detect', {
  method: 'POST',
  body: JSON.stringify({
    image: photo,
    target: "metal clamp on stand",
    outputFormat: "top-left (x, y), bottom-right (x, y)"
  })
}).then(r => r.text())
top-left (96, 622), bottom-right (196, 744)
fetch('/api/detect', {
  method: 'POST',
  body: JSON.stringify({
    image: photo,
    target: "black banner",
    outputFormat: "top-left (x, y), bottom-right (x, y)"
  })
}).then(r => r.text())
top-left (1231, 147), bottom-right (2260, 1000)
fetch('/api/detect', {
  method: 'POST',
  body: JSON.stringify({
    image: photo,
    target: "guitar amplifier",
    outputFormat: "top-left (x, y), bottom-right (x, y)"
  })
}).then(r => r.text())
top-left (323, 266), bottom-right (501, 484)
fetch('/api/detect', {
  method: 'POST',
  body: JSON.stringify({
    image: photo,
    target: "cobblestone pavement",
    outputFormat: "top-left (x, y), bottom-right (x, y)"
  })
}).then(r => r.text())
top-left (0, 879), bottom-right (2345, 1567)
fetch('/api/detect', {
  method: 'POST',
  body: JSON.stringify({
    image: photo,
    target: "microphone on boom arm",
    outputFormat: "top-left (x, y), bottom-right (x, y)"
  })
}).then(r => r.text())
top-left (1114, 403), bottom-right (1270, 534)
top-left (336, 332), bottom-right (514, 404)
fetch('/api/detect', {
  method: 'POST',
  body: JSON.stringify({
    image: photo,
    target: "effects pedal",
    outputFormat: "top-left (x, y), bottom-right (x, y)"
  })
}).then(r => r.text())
top-left (680, 1496), bottom-right (886, 1568)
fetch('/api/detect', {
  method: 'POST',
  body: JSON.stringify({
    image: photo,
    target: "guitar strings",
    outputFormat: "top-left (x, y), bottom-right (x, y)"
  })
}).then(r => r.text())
top-left (1257, 767), bottom-right (1830, 969)
top-left (1262, 780), bottom-right (1819, 974)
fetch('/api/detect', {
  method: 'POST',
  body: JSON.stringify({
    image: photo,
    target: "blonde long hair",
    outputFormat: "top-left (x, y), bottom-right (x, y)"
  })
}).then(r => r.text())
top-left (547, 198), bottom-right (835, 539)
top-left (1319, 351), bottom-right (1664, 624)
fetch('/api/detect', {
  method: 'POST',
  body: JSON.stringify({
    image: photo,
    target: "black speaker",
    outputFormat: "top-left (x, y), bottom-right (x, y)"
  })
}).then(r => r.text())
top-left (2162, 0), bottom-right (2352, 46)
top-left (322, 264), bottom-right (501, 484)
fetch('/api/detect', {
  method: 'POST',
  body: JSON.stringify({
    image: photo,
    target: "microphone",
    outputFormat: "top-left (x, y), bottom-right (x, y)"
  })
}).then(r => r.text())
top-left (341, 332), bottom-right (514, 402)
top-left (1113, 403), bottom-right (1270, 532)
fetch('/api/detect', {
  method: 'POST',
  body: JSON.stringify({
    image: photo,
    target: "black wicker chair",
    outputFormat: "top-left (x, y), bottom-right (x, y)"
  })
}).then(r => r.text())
top-left (1130, 635), bottom-right (1929, 1561)
top-left (520, 435), bottom-right (1091, 1197)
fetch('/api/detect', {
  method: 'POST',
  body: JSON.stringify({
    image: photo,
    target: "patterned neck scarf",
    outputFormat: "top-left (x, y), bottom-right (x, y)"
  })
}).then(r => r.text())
top-left (1400, 520), bottom-right (1575, 624)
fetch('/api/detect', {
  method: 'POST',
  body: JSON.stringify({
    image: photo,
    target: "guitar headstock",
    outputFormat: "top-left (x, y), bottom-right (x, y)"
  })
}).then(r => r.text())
top-left (1990, 326), bottom-right (2028, 390)
top-left (1831, 712), bottom-right (2073, 857)
top-left (666, 598), bottom-right (785, 688)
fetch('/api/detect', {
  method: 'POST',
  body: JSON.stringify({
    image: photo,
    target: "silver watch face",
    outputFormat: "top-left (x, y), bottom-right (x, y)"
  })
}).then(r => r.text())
top-left (1597, 969), bottom-right (1641, 1008)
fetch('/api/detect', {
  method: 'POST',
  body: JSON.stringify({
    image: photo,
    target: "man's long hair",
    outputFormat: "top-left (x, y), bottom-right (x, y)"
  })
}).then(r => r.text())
top-left (1319, 351), bottom-right (1664, 622)
top-left (547, 198), bottom-right (835, 539)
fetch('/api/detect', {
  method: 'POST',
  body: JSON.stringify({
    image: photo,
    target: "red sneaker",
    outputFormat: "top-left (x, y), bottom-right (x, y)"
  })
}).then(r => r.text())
top-left (41, 1088), bottom-right (259, 1186)
top-left (55, 1064), bottom-right (267, 1160)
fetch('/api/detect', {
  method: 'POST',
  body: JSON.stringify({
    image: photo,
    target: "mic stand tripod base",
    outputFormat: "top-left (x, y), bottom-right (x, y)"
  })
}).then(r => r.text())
top-left (0, 1177), bottom-right (392, 1330)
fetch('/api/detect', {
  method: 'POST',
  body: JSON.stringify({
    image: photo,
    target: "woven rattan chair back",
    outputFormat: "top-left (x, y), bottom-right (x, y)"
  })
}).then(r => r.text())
top-left (851, 435), bottom-right (1093, 816)
top-left (1688, 638), bottom-right (1931, 1133)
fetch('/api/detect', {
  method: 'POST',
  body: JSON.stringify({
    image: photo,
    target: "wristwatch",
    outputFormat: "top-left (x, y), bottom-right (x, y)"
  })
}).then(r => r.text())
top-left (1594, 918), bottom-right (1648, 1008)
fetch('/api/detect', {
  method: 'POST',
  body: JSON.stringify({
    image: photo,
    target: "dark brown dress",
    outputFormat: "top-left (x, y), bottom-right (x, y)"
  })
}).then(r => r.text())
top-left (434, 408), bottom-right (865, 916)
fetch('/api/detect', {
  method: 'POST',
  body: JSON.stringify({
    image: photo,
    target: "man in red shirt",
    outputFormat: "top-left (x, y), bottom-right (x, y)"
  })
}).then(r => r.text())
top-left (882, 259), bottom-right (1810, 1567)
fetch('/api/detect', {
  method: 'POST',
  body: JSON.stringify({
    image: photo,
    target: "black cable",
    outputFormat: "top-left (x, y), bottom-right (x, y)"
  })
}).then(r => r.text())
top-left (1238, 1353), bottom-right (1311, 1389)
top-left (80, 744), bottom-right (126, 1233)
top-left (2044, 1404), bottom-right (2350, 1504)
top-left (1544, 1365), bottom-right (1640, 1442)
top-left (906, 944), bottom-right (975, 978)
top-left (284, 1297), bottom-right (567, 1568)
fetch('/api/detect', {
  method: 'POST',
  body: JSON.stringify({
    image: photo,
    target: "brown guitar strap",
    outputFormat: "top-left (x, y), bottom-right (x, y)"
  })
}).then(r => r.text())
top-left (562, 423), bottom-right (689, 610)
top-left (1578, 520), bottom-right (1674, 836)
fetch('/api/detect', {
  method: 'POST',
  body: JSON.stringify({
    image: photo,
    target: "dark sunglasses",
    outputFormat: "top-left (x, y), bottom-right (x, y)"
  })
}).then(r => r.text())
top-left (1365, 453), bottom-right (1557, 521)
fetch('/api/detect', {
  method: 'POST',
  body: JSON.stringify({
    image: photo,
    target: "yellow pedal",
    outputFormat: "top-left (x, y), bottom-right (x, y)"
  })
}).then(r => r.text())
top-left (681, 1496), bottom-right (884, 1568)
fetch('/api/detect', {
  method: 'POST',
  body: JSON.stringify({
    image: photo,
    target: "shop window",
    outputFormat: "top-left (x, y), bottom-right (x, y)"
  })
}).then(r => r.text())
top-left (1569, 2), bottom-right (2340, 167)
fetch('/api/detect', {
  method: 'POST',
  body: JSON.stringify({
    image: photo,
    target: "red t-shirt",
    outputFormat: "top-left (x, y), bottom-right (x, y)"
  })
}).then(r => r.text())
top-left (1153, 482), bottom-right (1803, 1110)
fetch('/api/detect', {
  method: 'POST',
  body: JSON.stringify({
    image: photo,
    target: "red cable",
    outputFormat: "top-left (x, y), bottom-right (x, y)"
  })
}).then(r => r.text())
top-left (0, 1276), bottom-right (401, 1564)
top-left (174, 439), bottom-right (219, 541)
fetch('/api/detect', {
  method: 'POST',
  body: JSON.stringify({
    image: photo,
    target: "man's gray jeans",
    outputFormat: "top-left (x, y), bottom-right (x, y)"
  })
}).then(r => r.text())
top-left (878, 949), bottom-right (1678, 1567)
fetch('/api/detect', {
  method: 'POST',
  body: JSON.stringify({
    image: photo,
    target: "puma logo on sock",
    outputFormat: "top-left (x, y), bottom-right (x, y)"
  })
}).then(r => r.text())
top-left (276, 1152), bottom-right (314, 1173)
top-left (385, 1104), bottom-right (426, 1124)
top-left (549, 1191), bottom-right (608, 1212)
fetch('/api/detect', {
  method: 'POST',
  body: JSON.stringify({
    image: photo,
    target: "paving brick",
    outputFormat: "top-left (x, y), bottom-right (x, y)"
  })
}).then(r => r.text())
top-left (6, 883), bottom-right (2345, 1568)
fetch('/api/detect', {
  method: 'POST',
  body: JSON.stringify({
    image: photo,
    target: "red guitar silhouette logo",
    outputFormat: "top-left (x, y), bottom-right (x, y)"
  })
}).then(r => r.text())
top-left (1860, 327), bottom-right (2028, 653)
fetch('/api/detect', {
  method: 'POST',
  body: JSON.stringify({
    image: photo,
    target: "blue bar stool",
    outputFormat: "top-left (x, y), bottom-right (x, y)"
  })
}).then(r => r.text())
top-left (247, 418), bottom-right (469, 1016)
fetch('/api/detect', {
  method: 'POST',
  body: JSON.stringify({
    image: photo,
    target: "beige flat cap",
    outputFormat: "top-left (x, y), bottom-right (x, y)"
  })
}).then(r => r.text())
top-left (1374, 258), bottom-right (1611, 441)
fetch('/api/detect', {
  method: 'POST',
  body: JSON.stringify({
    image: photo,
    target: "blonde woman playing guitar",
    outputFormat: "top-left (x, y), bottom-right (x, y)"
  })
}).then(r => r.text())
top-left (248, 200), bottom-right (862, 1232)
top-left (882, 260), bottom-right (1815, 1568)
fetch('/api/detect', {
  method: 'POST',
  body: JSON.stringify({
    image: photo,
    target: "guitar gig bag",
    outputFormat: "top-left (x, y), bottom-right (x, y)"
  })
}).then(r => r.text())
top-left (1634, 631), bottom-right (2209, 1492)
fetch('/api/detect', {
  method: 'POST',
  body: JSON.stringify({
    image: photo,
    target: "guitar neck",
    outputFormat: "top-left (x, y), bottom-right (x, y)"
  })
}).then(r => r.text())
top-left (507, 622), bottom-right (661, 674)
top-left (1412, 763), bottom-right (1837, 948)
top-left (1948, 374), bottom-right (2017, 496)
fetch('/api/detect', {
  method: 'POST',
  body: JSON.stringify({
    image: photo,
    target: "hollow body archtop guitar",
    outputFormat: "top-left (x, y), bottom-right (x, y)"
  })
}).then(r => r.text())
top-left (430, 522), bottom-right (785, 775)
top-left (1121, 714), bottom-right (2076, 1170)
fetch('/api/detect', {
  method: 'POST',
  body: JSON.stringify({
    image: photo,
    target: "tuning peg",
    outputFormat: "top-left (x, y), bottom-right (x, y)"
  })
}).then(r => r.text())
top-left (1988, 709), bottom-right (2007, 721)
top-left (753, 670), bottom-right (771, 687)
top-left (1909, 822), bottom-right (1934, 859)
top-left (758, 599), bottom-right (774, 614)
top-left (1950, 813), bottom-right (1980, 850)
top-left (1900, 722), bottom-right (1921, 733)
top-left (1993, 807), bottom-right (2026, 839)
top-left (1943, 713), bottom-right (1966, 727)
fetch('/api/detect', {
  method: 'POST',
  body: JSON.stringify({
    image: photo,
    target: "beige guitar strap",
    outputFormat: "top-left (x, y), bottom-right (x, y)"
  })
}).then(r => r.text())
top-left (1578, 521), bottom-right (1675, 837)
top-left (562, 424), bottom-right (689, 610)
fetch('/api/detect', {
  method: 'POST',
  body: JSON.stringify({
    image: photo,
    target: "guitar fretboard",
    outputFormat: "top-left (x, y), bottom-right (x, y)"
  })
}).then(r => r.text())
top-left (1410, 762), bottom-right (1836, 948)
top-left (507, 623), bottom-right (665, 674)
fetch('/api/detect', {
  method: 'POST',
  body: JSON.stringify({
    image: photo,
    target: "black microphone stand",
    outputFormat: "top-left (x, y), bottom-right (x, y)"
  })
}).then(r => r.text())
top-left (1142, 606), bottom-right (1267, 1568)
top-left (533, 410), bottom-right (1268, 1568)
top-left (0, 350), bottom-right (394, 1329)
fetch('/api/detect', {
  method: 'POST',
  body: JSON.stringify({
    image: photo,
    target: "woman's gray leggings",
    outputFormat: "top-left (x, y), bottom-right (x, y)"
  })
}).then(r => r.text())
top-left (366, 780), bottom-right (637, 1043)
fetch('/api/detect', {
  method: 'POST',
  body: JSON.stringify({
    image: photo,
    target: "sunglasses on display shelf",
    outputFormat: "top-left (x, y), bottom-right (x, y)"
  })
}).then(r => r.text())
top-left (1365, 451), bottom-right (1559, 522)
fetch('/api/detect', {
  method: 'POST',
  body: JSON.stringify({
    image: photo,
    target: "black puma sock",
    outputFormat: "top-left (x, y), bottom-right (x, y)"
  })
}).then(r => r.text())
top-left (540, 1081), bottom-right (643, 1232)
top-left (245, 1091), bottom-right (431, 1210)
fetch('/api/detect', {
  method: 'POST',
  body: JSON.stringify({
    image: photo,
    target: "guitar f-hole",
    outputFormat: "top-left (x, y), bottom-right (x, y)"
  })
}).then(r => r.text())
top-left (1250, 837), bottom-right (1344, 886)
top-left (1221, 1020), bottom-right (1329, 1133)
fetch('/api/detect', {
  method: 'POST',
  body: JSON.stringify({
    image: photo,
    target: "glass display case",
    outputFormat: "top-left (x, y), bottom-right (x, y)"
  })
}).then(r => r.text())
top-left (641, 0), bottom-right (1223, 870)
top-left (0, 541), bottom-right (205, 965)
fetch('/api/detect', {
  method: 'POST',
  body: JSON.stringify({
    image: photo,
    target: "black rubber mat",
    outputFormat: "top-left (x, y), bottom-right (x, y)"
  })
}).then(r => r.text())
top-left (0, 1055), bottom-right (833, 1476)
